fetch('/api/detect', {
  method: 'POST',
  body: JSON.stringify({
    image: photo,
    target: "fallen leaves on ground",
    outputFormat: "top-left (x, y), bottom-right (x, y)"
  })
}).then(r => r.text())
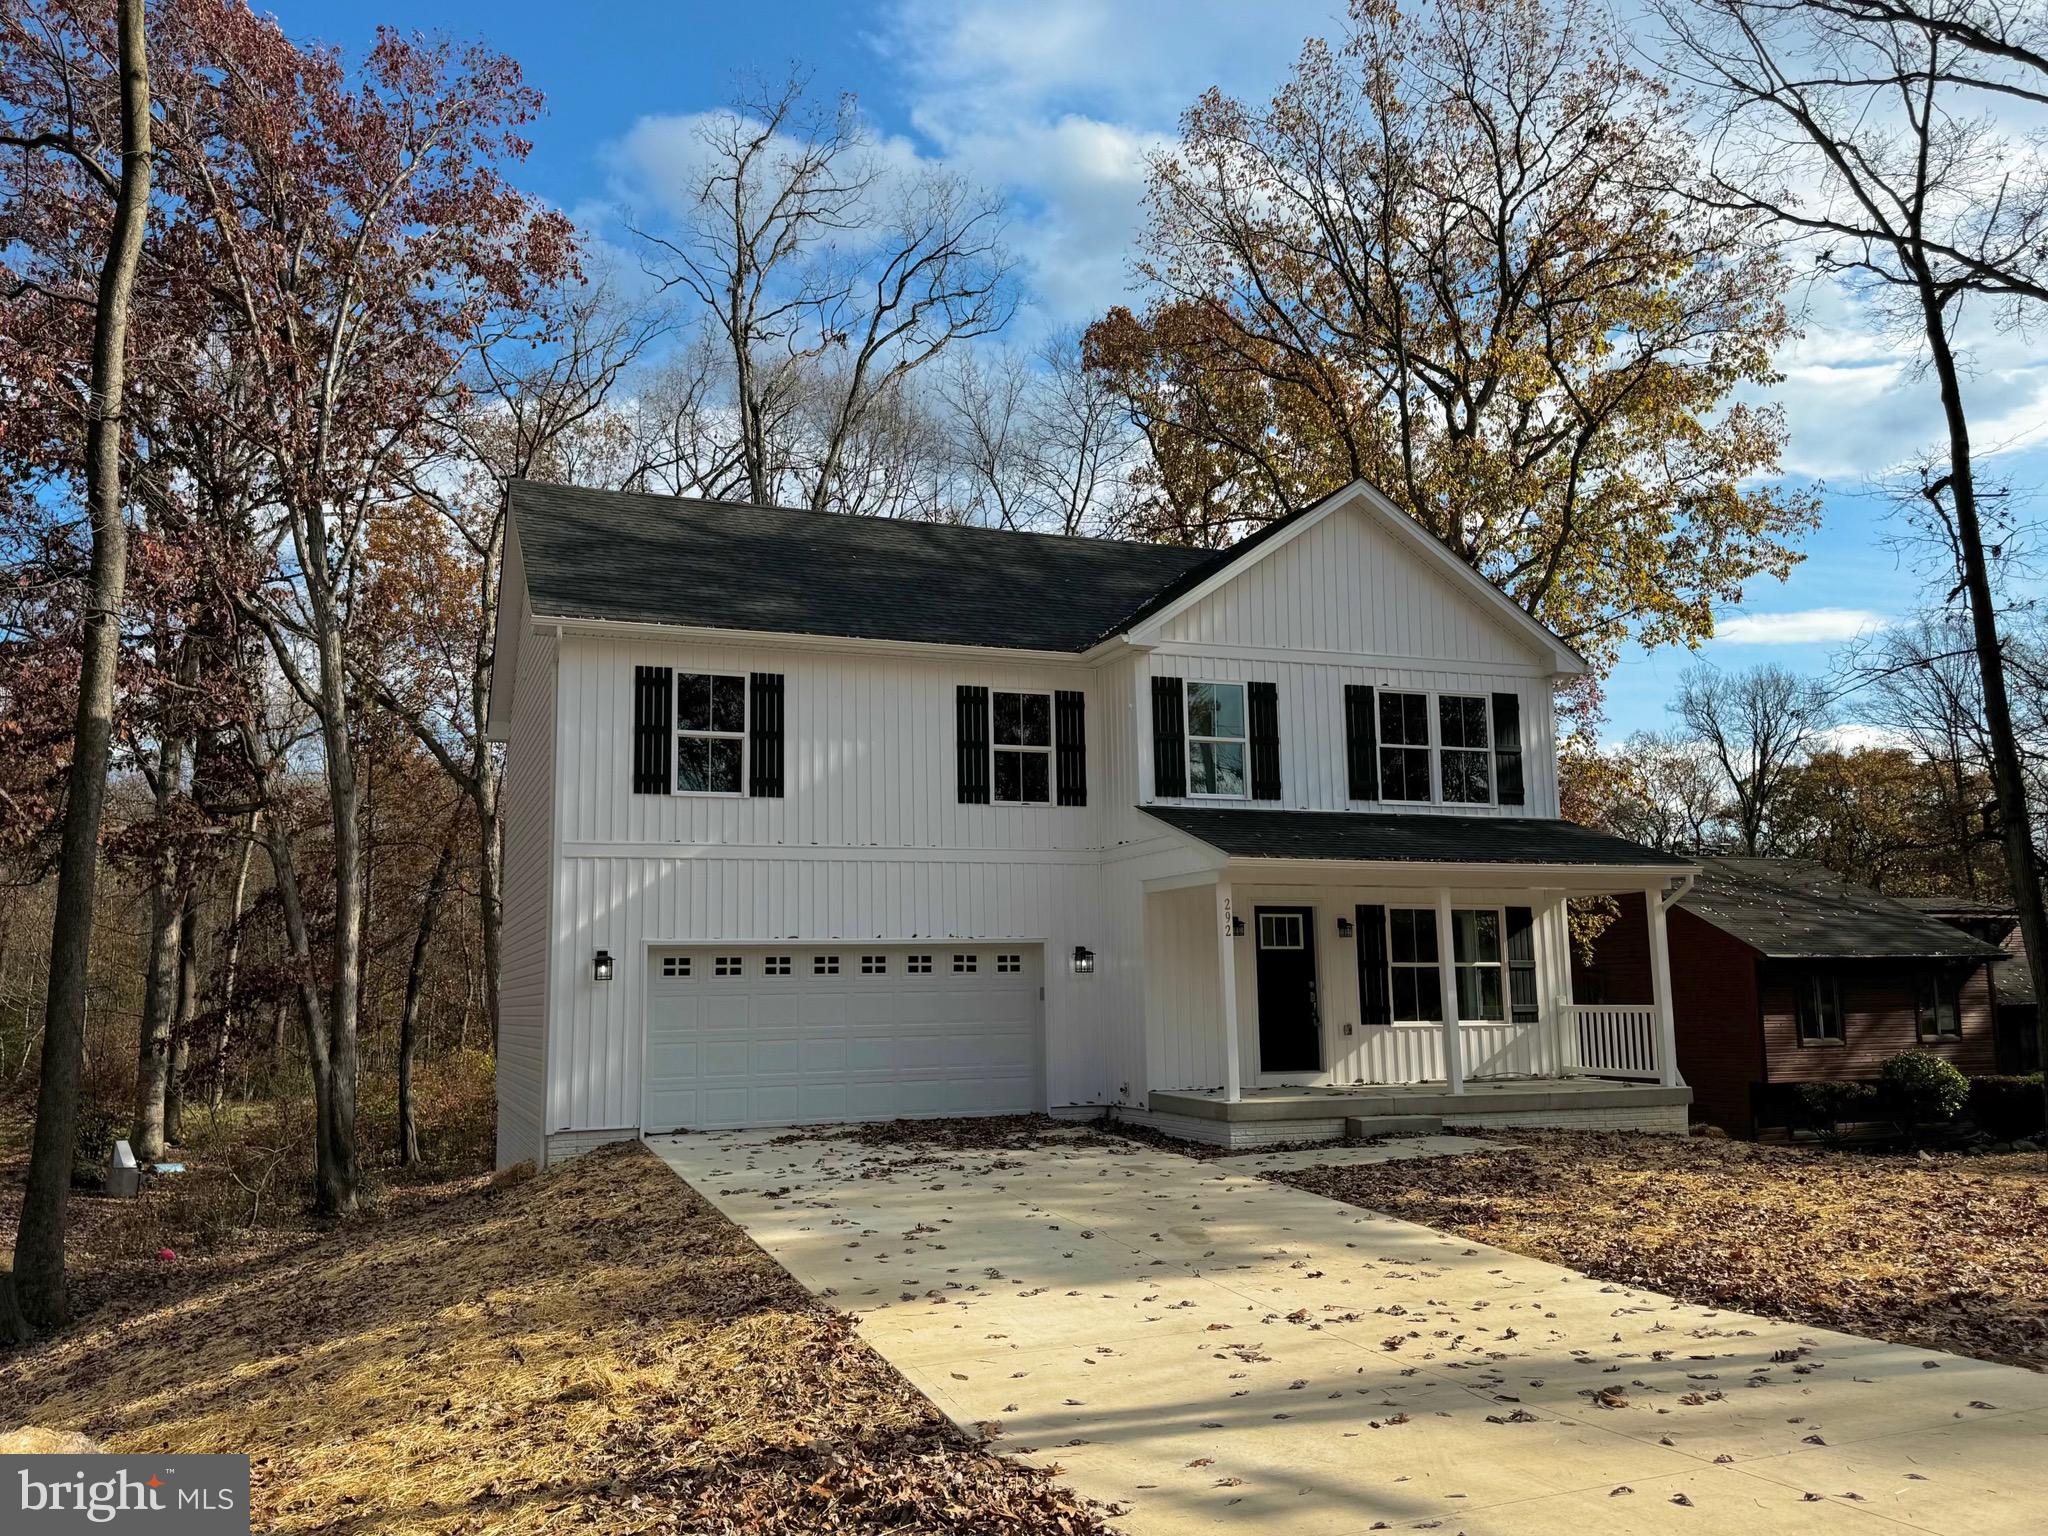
top-left (1, 1142), bottom-right (1118, 1534)
top-left (1271, 1131), bottom-right (2048, 1371)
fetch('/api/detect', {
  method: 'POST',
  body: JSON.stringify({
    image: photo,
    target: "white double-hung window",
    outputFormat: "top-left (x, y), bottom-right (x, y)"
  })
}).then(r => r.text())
top-left (992, 690), bottom-right (1053, 804)
top-left (676, 672), bottom-right (746, 794)
top-left (1186, 680), bottom-right (1248, 798)
top-left (1438, 694), bottom-right (1492, 804)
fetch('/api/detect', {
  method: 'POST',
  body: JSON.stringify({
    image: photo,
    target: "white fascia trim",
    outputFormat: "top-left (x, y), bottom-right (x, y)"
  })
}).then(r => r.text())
top-left (534, 611), bottom-right (1110, 668)
top-left (1120, 479), bottom-right (1589, 678)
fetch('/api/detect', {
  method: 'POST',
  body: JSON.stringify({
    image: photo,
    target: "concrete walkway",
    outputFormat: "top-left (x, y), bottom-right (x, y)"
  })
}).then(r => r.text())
top-left (651, 1129), bottom-right (2048, 1535)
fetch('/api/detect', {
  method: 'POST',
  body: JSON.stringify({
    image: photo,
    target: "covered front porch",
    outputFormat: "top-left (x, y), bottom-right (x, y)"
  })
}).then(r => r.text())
top-left (1135, 807), bottom-right (1697, 1144)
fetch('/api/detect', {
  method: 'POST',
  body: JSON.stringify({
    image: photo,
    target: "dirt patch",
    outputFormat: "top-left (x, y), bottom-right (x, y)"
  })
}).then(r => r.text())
top-left (2, 1142), bottom-right (1119, 1533)
top-left (1271, 1131), bottom-right (2048, 1371)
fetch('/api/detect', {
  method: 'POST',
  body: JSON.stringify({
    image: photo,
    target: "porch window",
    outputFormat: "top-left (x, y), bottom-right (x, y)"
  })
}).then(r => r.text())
top-left (1185, 681), bottom-right (1248, 798)
top-left (1386, 908), bottom-right (1444, 1022)
top-left (1438, 695), bottom-right (1492, 804)
top-left (1378, 691), bottom-right (1432, 802)
top-left (1797, 972), bottom-right (1844, 1044)
top-left (1916, 970), bottom-right (1961, 1040)
top-left (992, 690), bottom-right (1053, 804)
top-left (1451, 909), bottom-right (1506, 1020)
top-left (676, 672), bottom-right (747, 794)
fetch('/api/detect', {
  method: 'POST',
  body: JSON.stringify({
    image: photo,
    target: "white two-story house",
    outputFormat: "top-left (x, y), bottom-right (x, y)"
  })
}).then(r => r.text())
top-left (487, 478), bottom-right (1696, 1166)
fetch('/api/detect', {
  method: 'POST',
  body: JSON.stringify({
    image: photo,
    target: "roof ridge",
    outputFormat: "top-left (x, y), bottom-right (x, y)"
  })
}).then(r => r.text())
top-left (506, 477), bottom-right (1227, 557)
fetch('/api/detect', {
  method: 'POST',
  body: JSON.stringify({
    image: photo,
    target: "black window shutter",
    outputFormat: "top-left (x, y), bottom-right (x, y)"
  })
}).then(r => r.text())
top-left (956, 684), bottom-right (990, 804)
top-left (632, 665), bottom-right (672, 794)
top-left (1344, 684), bottom-right (1378, 801)
top-left (1151, 675), bottom-right (1186, 797)
top-left (1356, 904), bottom-right (1390, 1026)
top-left (1248, 680), bottom-right (1281, 800)
top-left (1054, 689), bottom-right (1087, 806)
top-left (747, 672), bottom-right (784, 797)
top-left (1492, 692), bottom-right (1525, 806)
top-left (1505, 906), bottom-right (1539, 1024)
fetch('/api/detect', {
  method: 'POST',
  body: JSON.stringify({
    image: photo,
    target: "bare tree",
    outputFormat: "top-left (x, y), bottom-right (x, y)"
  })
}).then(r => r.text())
top-left (1661, 0), bottom-right (2048, 1121)
top-left (638, 69), bottom-right (1014, 513)
top-left (3, 0), bottom-right (152, 1333)
top-left (1674, 663), bottom-right (1834, 854)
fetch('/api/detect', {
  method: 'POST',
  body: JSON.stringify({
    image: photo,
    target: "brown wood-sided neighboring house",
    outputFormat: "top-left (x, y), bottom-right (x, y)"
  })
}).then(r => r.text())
top-left (1575, 859), bottom-right (2008, 1135)
top-left (1902, 898), bottom-right (2040, 1074)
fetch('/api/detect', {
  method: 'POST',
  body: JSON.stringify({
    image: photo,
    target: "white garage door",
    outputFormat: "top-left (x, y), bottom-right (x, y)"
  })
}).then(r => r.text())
top-left (642, 944), bottom-right (1044, 1132)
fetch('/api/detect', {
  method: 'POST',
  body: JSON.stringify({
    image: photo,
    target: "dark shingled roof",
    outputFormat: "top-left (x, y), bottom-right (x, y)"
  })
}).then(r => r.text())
top-left (1679, 858), bottom-right (2008, 960)
top-left (509, 479), bottom-right (1231, 651)
top-left (1141, 806), bottom-right (1690, 867)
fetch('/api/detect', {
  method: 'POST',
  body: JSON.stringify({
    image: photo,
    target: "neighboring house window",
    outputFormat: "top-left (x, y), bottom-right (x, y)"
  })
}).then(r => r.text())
top-left (713, 955), bottom-right (742, 977)
top-left (1438, 695), bottom-right (1493, 805)
top-left (661, 956), bottom-right (690, 978)
top-left (1797, 972), bottom-right (1844, 1044)
top-left (992, 690), bottom-right (1054, 804)
top-left (676, 672), bottom-right (746, 794)
top-left (907, 954), bottom-right (933, 973)
top-left (1917, 970), bottom-right (1962, 1040)
top-left (1185, 681), bottom-right (1248, 798)
top-left (763, 955), bottom-right (792, 975)
top-left (1386, 908), bottom-right (1444, 1023)
top-left (813, 955), bottom-right (840, 976)
top-left (1450, 910), bottom-right (1505, 1021)
top-left (861, 954), bottom-right (888, 974)
top-left (1378, 692), bottom-right (1432, 803)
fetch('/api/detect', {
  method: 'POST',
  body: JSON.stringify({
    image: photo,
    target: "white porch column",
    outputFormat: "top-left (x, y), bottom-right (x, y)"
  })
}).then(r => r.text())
top-left (1647, 882), bottom-right (1682, 1087)
top-left (1434, 889), bottom-right (1464, 1094)
top-left (1216, 876), bottom-right (1243, 1103)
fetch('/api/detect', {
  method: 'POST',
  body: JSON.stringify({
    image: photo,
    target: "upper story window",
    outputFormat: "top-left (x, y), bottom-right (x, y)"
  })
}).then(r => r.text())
top-left (677, 672), bottom-right (746, 794)
top-left (1438, 695), bottom-right (1492, 805)
top-left (993, 690), bottom-right (1053, 805)
top-left (1378, 692), bottom-right (1432, 803)
top-left (1186, 681), bottom-right (1248, 798)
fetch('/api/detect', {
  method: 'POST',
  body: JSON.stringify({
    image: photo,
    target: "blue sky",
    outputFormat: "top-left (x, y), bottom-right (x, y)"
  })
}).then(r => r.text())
top-left (270, 0), bottom-right (2048, 741)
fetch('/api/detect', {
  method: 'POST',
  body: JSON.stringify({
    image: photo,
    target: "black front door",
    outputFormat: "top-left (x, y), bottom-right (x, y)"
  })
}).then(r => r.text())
top-left (1254, 905), bottom-right (1321, 1073)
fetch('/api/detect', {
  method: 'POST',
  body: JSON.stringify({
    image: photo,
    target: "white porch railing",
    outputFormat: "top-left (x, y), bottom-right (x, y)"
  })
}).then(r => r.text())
top-left (1566, 1004), bottom-right (1661, 1081)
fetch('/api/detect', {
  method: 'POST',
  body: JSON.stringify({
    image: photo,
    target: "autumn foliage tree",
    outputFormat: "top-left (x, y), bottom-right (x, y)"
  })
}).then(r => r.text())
top-left (1085, 0), bottom-right (1817, 677)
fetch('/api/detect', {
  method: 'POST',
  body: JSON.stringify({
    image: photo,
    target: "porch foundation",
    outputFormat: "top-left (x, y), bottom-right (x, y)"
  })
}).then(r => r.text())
top-left (1138, 1079), bottom-right (1692, 1146)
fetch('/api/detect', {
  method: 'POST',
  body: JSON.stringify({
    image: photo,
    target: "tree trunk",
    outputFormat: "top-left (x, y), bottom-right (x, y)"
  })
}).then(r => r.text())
top-left (11, 0), bottom-right (153, 1330)
top-left (398, 827), bottom-right (458, 1165)
top-left (1920, 290), bottom-right (2048, 1109)
top-left (209, 812), bottom-right (259, 1115)
top-left (163, 890), bottom-right (198, 1146)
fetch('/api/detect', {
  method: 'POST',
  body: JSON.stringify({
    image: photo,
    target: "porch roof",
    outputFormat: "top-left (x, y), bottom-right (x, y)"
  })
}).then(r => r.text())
top-left (1139, 806), bottom-right (1690, 870)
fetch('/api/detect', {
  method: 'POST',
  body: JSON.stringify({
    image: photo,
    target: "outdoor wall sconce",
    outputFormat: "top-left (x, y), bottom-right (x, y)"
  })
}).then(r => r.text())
top-left (1072, 946), bottom-right (1096, 974)
top-left (1336, 916), bottom-right (1354, 937)
top-left (1231, 916), bottom-right (1246, 936)
top-left (593, 949), bottom-right (615, 983)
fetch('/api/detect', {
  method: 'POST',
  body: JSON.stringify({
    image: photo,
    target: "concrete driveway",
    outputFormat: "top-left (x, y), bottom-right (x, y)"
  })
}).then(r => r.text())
top-left (651, 1128), bottom-right (2048, 1535)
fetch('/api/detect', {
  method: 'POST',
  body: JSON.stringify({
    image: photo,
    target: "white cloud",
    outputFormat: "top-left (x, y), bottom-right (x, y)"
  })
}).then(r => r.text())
top-left (1814, 722), bottom-right (1916, 754)
top-left (1714, 607), bottom-right (1891, 644)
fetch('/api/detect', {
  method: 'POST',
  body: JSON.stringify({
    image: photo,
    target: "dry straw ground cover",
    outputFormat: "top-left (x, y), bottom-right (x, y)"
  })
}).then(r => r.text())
top-left (1272, 1130), bottom-right (2048, 1372)
top-left (1, 1138), bottom-right (1115, 1534)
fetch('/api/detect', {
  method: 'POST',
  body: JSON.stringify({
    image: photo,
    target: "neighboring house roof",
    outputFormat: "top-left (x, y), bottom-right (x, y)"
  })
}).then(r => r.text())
top-left (1997, 941), bottom-right (2038, 1008)
top-left (1898, 896), bottom-right (2018, 920)
top-left (509, 479), bottom-right (1227, 652)
top-left (1678, 858), bottom-right (2007, 960)
top-left (1141, 806), bottom-right (1691, 867)
top-left (504, 478), bottom-right (1585, 665)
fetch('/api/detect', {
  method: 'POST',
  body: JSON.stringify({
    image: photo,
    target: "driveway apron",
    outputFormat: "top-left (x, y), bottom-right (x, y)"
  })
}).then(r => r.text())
top-left (650, 1130), bottom-right (2048, 1535)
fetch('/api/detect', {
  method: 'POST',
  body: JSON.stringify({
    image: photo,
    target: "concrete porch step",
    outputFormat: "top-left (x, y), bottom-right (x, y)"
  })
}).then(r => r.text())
top-left (1343, 1114), bottom-right (1444, 1138)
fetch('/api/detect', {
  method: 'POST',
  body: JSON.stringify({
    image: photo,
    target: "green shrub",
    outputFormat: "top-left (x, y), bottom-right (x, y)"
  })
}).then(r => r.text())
top-left (1877, 1051), bottom-right (1971, 1126)
top-left (1966, 1074), bottom-right (2046, 1140)
top-left (1792, 1080), bottom-right (1879, 1137)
